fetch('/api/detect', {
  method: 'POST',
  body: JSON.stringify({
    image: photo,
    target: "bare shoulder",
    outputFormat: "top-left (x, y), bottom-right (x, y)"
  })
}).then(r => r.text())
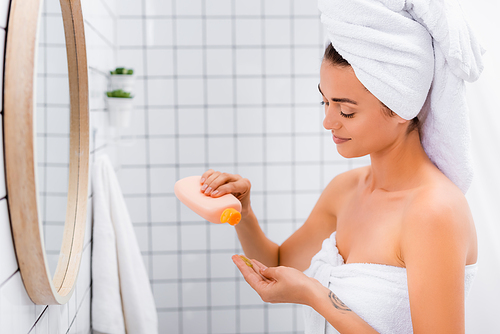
top-left (401, 180), bottom-right (477, 266)
top-left (315, 166), bottom-right (369, 219)
top-left (324, 165), bottom-right (369, 194)
top-left (405, 182), bottom-right (472, 228)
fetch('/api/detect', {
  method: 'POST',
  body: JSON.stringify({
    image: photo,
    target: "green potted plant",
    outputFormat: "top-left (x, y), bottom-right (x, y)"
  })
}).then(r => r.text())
top-left (106, 89), bottom-right (134, 128)
top-left (109, 67), bottom-right (135, 92)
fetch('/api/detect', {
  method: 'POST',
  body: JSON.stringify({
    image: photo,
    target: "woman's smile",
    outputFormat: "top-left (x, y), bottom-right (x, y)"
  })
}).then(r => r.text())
top-left (332, 134), bottom-right (351, 144)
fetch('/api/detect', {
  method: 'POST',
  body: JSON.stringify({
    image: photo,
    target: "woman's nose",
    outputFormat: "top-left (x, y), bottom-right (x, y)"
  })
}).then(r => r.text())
top-left (323, 108), bottom-right (342, 130)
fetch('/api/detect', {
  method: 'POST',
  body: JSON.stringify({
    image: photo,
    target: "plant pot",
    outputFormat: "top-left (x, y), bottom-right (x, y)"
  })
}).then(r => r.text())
top-left (110, 74), bottom-right (135, 92)
top-left (106, 97), bottom-right (134, 128)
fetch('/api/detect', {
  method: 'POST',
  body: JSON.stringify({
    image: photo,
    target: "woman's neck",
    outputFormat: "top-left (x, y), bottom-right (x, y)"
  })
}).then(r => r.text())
top-left (367, 130), bottom-right (433, 192)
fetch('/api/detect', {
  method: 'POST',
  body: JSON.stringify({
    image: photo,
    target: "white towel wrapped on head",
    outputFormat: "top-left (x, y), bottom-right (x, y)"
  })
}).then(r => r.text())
top-left (319, 0), bottom-right (484, 193)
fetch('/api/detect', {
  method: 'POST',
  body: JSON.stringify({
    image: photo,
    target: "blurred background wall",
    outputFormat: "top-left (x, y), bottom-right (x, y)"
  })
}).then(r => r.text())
top-left (461, 0), bottom-right (500, 332)
top-left (115, 1), bottom-right (369, 333)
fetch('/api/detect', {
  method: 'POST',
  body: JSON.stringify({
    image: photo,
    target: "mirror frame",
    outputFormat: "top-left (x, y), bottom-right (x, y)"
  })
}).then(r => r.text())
top-left (4, 0), bottom-right (89, 304)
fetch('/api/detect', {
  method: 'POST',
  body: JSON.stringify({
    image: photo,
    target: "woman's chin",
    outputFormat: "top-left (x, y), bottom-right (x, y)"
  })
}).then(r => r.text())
top-left (336, 147), bottom-right (368, 159)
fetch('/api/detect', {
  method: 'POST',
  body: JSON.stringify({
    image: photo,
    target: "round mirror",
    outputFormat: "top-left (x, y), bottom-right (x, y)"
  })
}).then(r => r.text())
top-left (4, 0), bottom-right (89, 305)
top-left (36, 0), bottom-right (71, 278)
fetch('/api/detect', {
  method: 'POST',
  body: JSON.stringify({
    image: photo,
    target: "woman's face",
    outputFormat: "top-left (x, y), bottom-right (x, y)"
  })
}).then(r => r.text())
top-left (319, 60), bottom-right (408, 158)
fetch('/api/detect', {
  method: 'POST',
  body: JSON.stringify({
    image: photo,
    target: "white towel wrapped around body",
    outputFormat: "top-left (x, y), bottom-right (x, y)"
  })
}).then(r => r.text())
top-left (318, 0), bottom-right (484, 193)
top-left (303, 232), bottom-right (478, 334)
top-left (92, 155), bottom-right (158, 334)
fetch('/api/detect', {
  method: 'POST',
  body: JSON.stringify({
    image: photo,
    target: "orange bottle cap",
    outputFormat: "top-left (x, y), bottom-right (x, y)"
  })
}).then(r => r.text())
top-left (220, 208), bottom-right (241, 226)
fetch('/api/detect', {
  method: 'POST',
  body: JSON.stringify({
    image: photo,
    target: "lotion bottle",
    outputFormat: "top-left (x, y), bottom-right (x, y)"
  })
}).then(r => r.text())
top-left (174, 175), bottom-right (242, 226)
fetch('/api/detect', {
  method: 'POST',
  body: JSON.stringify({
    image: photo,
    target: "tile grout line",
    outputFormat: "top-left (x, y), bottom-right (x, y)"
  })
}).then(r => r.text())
top-left (260, 2), bottom-right (270, 333)
top-left (200, 0), bottom-right (213, 333)
top-left (139, 1), bottom-right (155, 326)
top-left (230, 0), bottom-right (241, 333)
top-left (168, 1), bottom-right (184, 333)
top-left (66, 284), bottom-right (92, 334)
top-left (27, 306), bottom-right (49, 334)
top-left (0, 269), bottom-right (19, 289)
top-left (289, 2), bottom-right (299, 331)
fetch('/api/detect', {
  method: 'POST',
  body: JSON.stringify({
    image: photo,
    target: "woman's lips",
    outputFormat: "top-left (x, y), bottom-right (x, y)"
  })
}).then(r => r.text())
top-left (332, 134), bottom-right (351, 144)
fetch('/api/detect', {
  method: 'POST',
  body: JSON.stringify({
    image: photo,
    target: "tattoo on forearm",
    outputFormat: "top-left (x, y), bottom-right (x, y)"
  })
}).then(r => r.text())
top-left (328, 291), bottom-right (352, 312)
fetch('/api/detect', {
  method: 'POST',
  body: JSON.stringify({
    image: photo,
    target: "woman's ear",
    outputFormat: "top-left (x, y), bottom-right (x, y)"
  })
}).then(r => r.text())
top-left (395, 114), bottom-right (409, 125)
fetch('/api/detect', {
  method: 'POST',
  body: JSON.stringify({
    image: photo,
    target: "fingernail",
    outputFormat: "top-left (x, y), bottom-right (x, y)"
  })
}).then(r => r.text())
top-left (200, 178), bottom-right (205, 184)
top-left (201, 184), bottom-right (207, 191)
top-left (205, 187), bottom-right (212, 194)
top-left (211, 190), bottom-right (219, 196)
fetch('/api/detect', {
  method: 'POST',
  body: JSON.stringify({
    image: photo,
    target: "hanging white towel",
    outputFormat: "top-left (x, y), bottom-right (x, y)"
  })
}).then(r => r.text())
top-left (92, 154), bottom-right (158, 334)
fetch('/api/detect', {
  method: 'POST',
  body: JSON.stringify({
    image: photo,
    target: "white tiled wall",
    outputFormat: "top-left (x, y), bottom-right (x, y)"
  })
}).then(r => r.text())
top-left (0, 0), bottom-right (118, 332)
top-left (116, 1), bottom-right (369, 333)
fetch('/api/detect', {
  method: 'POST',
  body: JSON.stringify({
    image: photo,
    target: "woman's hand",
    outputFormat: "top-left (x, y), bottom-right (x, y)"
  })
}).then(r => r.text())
top-left (200, 170), bottom-right (252, 213)
top-left (232, 255), bottom-right (323, 306)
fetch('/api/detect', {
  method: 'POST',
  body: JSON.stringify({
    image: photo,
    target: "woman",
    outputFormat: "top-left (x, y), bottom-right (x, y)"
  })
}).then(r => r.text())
top-left (198, 1), bottom-right (483, 332)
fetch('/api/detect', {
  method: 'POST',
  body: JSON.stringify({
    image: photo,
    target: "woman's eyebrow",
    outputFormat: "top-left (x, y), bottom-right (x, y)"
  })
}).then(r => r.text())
top-left (318, 84), bottom-right (358, 105)
top-left (332, 98), bottom-right (358, 105)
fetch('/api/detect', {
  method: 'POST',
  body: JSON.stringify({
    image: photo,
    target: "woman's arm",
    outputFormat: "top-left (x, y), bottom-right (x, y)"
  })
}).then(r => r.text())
top-left (234, 204), bottom-right (281, 267)
top-left (232, 255), bottom-right (379, 334)
top-left (200, 169), bottom-right (280, 266)
top-left (310, 284), bottom-right (379, 334)
top-left (238, 175), bottom-right (340, 269)
top-left (201, 168), bottom-right (357, 269)
top-left (401, 190), bottom-right (474, 333)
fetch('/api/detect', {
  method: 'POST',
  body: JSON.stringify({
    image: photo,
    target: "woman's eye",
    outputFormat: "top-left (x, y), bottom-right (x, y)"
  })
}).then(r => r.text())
top-left (321, 101), bottom-right (329, 106)
top-left (340, 111), bottom-right (354, 118)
